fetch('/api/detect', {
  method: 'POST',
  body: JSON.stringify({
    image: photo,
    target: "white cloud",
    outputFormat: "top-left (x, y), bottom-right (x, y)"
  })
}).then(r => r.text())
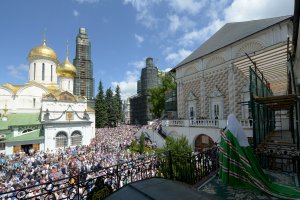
top-left (111, 58), bottom-right (146, 99)
top-left (168, 15), bottom-right (196, 33)
top-left (134, 34), bottom-right (144, 45)
top-left (128, 58), bottom-right (146, 69)
top-left (162, 67), bottom-right (172, 72)
top-left (102, 17), bottom-right (109, 24)
top-left (73, 10), bottom-right (80, 17)
top-left (123, 0), bottom-right (160, 28)
top-left (165, 48), bottom-right (192, 65)
top-left (74, 0), bottom-right (99, 3)
top-left (224, 0), bottom-right (293, 22)
top-left (178, 19), bottom-right (224, 47)
top-left (112, 70), bottom-right (139, 100)
top-left (7, 64), bottom-right (28, 80)
top-left (168, 0), bottom-right (207, 15)
top-left (177, 0), bottom-right (293, 48)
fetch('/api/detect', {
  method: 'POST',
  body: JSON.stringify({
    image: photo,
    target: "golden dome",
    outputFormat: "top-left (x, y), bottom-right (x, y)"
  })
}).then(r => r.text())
top-left (57, 57), bottom-right (77, 78)
top-left (28, 40), bottom-right (58, 62)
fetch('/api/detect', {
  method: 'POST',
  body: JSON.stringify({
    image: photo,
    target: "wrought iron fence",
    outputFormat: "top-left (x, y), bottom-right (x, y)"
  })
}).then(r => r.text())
top-left (157, 147), bottom-right (219, 185)
top-left (256, 151), bottom-right (300, 174)
top-left (0, 148), bottom-right (219, 200)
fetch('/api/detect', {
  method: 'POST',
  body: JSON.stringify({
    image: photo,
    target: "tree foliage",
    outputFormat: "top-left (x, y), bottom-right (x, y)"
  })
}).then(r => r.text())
top-left (114, 85), bottom-right (123, 123)
top-left (148, 72), bottom-right (176, 118)
top-left (95, 80), bottom-right (108, 128)
top-left (95, 81), bottom-right (123, 128)
top-left (157, 136), bottom-right (192, 156)
top-left (139, 132), bottom-right (145, 154)
top-left (105, 88), bottom-right (117, 127)
top-left (156, 136), bottom-right (194, 182)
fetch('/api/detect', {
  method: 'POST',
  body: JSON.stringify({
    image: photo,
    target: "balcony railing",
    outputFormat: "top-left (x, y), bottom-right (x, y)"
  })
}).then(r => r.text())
top-left (162, 119), bottom-right (253, 129)
top-left (0, 148), bottom-right (219, 200)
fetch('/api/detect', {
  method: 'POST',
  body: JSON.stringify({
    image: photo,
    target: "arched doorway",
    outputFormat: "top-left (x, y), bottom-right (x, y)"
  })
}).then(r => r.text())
top-left (194, 134), bottom-right (214, 152)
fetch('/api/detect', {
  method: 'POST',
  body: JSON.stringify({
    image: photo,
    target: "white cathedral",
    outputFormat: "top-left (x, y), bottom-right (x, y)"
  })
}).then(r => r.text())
top-left (0, 39), bottom-right (95, 155)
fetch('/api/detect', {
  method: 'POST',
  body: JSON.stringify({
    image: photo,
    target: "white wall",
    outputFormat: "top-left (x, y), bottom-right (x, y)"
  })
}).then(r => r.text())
top-left (59, 77), bottom-right (74, 94)
top-left (44, 122), bottom-right (93, 150)
top-left (0, 85), bottom-right (48, 113)
top-left (29, 59), bottom-right (57, 85)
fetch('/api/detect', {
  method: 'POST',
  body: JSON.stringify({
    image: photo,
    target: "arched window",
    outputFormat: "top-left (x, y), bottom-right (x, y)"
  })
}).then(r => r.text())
top-left (55, 131), bottom-right (68, 148)
top-left (51, 65), bottom-right (53, 82)
top-left (34, 63), bottom-right (36, 80)
top-left (42, 63), bottom-right (45, 81)
top-left (22, 129), bottom-right (33, 134)
top-left (71, 131), bottom-right (82, 146)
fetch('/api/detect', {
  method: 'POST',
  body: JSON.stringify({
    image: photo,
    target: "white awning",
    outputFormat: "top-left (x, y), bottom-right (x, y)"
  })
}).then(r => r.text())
top-left (233, 42), bottom-right (291, 94)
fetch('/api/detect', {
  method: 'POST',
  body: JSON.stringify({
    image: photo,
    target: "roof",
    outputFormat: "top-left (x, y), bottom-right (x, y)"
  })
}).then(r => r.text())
top-left (0, 113), bottom-right (40, 130)
top-left (3, 129), bottom-right (44, 143)
top-left (174, 15), bottom-right (292, 69)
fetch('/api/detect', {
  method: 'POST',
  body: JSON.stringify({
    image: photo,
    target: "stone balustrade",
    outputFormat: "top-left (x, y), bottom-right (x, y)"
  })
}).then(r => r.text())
top-left (162, 119), bottom-right (253, 129)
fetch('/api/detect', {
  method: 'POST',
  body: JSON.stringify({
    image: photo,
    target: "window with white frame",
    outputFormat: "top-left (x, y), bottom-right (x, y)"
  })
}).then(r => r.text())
top-left (55, 132), bottom-right (68, 148)
top-left (210, 86), bottom-right (224, 119)
top-left (71, 131), bottom-right (82, 146)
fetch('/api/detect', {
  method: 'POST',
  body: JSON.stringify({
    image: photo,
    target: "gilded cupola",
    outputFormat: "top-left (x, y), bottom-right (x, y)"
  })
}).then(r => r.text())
top-left (57, 42), bottom-right (77, 78)
top-left (27, 39), bottom-right (58, 62)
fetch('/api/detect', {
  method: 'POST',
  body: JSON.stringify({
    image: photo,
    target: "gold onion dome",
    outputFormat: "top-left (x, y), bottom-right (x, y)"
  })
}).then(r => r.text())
top-left (28, 40), bottom-right (58, 62)
top-left (57, 57), bottom-right (77, 78)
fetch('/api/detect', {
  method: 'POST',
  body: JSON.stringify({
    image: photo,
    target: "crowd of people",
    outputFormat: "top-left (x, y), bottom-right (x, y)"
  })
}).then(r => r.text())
top-left (0, 125), bottom-right (157, 199)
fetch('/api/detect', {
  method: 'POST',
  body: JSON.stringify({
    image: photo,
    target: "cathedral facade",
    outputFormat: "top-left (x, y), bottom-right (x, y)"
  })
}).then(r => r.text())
top-left (0, 38), bottom-right (95, 155)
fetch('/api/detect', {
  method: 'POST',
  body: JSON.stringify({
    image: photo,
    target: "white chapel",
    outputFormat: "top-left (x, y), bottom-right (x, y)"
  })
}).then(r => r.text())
top-left (0, 38), bottom-right (95, 155)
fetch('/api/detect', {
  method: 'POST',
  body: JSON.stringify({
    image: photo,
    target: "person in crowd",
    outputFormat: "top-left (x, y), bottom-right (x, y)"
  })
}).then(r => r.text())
top-left (0, 125), bottom-right (157, 199)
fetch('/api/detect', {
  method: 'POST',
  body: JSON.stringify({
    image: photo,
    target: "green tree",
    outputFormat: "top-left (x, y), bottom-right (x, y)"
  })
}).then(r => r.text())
top-left (139, 132), bottom-right (145, 154)
top-left (95, 80), bottom-right (108, 128)
top-left (105, 88), bottom-right (117, 127)
top-left (148, 72), bottom-right (176, 118)
top-left (114, 85), bottom-right (123, 124)
top-left (158, 136), bottom-right (192, 156)
top-left (156, 136), bottom-right (193, 182)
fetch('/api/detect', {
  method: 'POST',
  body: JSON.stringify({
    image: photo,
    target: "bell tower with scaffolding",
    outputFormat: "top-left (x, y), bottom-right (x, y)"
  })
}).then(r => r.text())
top-left (73, 28), bottom-right (95, 107)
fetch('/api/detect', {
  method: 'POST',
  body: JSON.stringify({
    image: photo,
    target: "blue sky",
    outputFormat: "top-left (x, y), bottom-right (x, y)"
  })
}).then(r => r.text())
top-left (0, 0), bottom-right (294, 99)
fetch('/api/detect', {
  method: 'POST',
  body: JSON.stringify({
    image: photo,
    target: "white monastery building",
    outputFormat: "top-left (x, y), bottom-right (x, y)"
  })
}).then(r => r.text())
top-left (162, 16), bottom-right (292, 151)
top-left (0, 39), bottom-right (95, 155)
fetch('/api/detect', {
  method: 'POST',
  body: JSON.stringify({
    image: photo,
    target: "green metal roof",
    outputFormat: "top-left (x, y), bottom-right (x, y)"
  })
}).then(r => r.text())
top-left (3, 129), bottom-right (43, 143)
top-left (0, 113), bottom-right (40, 130)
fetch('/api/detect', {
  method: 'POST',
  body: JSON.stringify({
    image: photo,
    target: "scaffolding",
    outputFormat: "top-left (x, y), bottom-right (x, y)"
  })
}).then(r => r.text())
top-left (73, 28), bottom-right (94, 101)
top-left (247, 39), bottom-right (300, 149)
top-left (249, 65), bottom-right (275, 148)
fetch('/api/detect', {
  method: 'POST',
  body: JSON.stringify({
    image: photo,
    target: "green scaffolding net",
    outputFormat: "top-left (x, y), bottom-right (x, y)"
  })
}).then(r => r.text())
top-left (249, 66), bottom-right (275, 148)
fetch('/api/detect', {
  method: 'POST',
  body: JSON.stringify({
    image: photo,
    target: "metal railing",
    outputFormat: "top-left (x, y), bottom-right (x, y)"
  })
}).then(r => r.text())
top-left (0, 148), bottom-right (219, 200)
top-left (255, 149), bottom-right (300, 174)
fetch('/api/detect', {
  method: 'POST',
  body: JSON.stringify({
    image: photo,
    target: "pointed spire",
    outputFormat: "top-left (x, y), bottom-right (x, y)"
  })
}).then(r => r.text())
top-left (65, 40), bottom-right (70, 62)
top-left (43, 29), bottom-right (47, 46)
top-left (66, 40), bottom-right (69, 58)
